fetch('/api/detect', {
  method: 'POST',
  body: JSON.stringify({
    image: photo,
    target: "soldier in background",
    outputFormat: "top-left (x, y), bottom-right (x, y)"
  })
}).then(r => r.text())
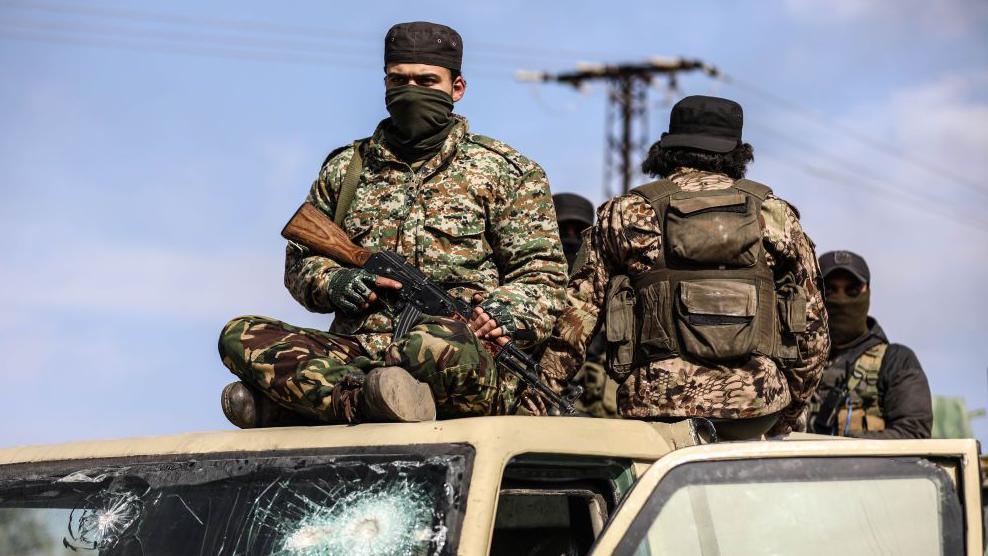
top-left (217, 21), bottom-right (567, 427)
top-left (808, 250), bottom-right (932, 438)
top-left (552, 193), bottom-right (619, 418)
top-left (534, 96), bottom-right (830, 439)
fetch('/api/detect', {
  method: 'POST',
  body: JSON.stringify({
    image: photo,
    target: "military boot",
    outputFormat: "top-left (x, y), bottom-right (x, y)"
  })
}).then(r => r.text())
top-left (221, 381), bottom-right (318, 429)
top-left (359, 366), bottom-right (437, 422)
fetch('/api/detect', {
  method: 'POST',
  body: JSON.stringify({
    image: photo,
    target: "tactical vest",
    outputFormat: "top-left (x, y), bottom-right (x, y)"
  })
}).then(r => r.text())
top-left (822, 342), bottom-right (889, 435)
top-left (604, 178), bottom-right (808, 375)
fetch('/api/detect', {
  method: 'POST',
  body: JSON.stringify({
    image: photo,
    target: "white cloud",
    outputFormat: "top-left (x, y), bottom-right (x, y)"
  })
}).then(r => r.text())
top-left (883, 73), bottom-right (988, 178)
top-left (782, 0), bottom-right (988, 36)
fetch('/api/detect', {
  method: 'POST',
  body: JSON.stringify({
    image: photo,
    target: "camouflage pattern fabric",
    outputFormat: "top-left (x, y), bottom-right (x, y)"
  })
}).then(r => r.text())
top-left (285, 115), bottom-right (568, 358)
top-left (539, 168), bottom-right (830, 434)
top-left (572, 361), bottom-right (619, 418)
top-left (219, 314), bottom-right (508, 422)
top-left (572, 334), bottom-right (620, 418)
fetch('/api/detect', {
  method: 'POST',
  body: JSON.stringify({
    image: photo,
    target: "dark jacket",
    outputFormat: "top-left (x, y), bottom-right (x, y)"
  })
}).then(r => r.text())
top-left (817, 318), bottom-right (933, 439)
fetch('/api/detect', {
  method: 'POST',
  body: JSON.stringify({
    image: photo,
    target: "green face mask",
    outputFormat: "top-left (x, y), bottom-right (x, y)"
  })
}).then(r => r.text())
top-left (825, 290), bottom-right (871, 348)
top-left (384, 86), bottom-right (455, 162)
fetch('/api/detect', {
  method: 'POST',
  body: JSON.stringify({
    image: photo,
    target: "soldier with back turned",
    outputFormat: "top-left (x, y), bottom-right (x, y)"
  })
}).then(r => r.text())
top-left (534, 96), bottom-right (830, 439)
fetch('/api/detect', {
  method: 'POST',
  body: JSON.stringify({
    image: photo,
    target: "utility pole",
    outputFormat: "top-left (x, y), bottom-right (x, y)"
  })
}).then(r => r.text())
top-left (518, 58), bottom-right (720, 196)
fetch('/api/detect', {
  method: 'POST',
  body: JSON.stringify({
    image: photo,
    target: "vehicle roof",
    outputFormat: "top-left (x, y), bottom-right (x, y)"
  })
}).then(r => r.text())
top-left (0, 416), bottom-right (688, 466)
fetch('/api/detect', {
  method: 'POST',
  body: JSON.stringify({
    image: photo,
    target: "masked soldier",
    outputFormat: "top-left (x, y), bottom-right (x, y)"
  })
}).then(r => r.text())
top-left (535, 96), bottom-right (830, 439)
top-left (552, 193), bottom-right (618, 418)
top-left (217, 21), bottom-right (567, 427)
top-left (808, 250), bottom-right (932, 438)
top-left (552, 193), bottom-right (618, 417)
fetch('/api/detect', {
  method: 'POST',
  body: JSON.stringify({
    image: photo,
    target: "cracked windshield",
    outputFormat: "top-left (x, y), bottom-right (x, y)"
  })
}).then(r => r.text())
top-left (0, 447), bottom-right (470, 555)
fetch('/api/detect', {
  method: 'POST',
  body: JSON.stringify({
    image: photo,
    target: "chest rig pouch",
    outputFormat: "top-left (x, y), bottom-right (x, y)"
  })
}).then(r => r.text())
top-left (609, 178), bottom-right (781, 366)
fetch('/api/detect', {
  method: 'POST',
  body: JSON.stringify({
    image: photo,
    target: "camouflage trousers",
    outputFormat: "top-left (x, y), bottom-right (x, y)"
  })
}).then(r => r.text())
top-left (219, 315), bottom-right (516, 422)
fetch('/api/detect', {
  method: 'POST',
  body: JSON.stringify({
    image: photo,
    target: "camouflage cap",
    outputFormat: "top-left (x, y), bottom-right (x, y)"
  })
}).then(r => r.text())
top-left (385, 21), bottom-right (463, 71)
top-left (819, 250), bottom-right (871, 284)
top-left (553, 193), bottom-right (594, 227)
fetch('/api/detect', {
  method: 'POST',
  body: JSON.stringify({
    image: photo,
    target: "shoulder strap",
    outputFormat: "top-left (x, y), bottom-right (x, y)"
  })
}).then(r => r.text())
top-left (733, 178), bottom-right (773, 201)
top-left (630, 179), bottom-right (678, 205)
top-left (334, 140), bottom-right (366, 226)
top-left (629, 179), bottom-right (678, 224)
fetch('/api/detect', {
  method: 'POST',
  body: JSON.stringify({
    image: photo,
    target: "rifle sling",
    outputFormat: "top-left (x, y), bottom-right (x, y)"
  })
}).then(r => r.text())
top-left (334, 140), bottom-right (366, 226)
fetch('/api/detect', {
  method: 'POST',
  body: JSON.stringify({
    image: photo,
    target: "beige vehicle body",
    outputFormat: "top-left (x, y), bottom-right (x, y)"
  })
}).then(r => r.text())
top-left (0, 416), bottom-right (981, 555)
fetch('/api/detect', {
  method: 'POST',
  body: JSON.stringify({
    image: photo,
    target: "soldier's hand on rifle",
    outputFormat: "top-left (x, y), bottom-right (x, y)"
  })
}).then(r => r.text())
top-left (468, 294), bottom-right (516, 341)
top-left (518, 377), bottom-right (566, 416)
top-left (327, 269), bottom-right (402, 315)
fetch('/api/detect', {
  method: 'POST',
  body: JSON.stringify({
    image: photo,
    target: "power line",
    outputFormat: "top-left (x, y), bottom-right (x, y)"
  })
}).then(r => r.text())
top-left (0, 27), bottom-right (373, 69)
top-left (5, 0), bottom-right (984, 226)
top-left (0, 0), bottom-right (624, 66)
top-left (0, 24), bottom-right (514, 79)
top-left (748, 120), bottom-right (986, 226)
top-left (759, 153), bottom-right (988, 233)
top-left (519, 58), bottom-right (721, 196)
top-left (722, 74), bottom-right (988, 198)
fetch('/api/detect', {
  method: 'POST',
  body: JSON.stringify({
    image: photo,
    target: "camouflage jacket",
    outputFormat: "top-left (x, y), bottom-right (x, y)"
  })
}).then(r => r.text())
top-left (285, 116), bottom-right (568, 357)
top-left (540, 168), bottom-right (830, 433)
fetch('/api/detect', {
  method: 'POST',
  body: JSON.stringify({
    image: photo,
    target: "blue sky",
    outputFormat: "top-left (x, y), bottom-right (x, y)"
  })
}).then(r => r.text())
top-left (1, 0), bottom-right (986, 447)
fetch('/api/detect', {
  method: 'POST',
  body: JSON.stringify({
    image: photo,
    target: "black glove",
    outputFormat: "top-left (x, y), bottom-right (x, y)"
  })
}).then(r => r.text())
top-left (478, 298), bottom-right (518, 338)
top-left (327, 269), bottom-right (378, 315)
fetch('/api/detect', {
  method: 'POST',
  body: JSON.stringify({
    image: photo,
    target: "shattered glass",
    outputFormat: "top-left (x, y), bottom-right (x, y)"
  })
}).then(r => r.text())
top-left (0, 444), bottom-right (472, 555)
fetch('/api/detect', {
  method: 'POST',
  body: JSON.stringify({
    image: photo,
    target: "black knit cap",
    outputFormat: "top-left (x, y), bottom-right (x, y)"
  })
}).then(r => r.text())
top-left (385, 21), bottom-right (463, 72)
top-left (660, 95), bottom-right (743, 153)
top-left (553, 193), bottom-right (594, 227)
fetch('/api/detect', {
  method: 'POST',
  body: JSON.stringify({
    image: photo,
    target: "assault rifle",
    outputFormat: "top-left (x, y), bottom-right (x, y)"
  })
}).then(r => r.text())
top-left (281, 203), bottom-right (582, 416)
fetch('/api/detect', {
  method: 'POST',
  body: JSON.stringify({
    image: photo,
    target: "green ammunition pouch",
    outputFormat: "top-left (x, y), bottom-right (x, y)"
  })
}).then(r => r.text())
top-left (605, 274), bottom-right (636, 381)
top-left (603, 178), bottom-right (806, 366)
top-left (811, 341), bottom-right (887, 436)
top-left (838, 343), bottom-right (888, 435)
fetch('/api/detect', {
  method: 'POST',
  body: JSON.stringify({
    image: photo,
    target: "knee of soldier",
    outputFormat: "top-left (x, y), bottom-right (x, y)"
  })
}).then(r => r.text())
top-left (217, 315), bottom-right (263, 364)
top-left (422, 318), bottom-right (483, 356)
top-left (396, 317), bottom-right (489, 371)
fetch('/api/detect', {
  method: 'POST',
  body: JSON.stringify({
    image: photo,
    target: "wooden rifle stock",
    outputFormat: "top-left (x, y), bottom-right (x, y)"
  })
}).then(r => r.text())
top-left (281, 203), bottom-right (372, 267)
top-left (281, 203), bottom-right (582, 415)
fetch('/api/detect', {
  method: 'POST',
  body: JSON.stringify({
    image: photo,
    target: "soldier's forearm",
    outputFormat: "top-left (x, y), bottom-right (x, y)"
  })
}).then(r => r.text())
top-left (483, 283), bottom-right (564, 346)
top-left (284, 249), bottom-right (345, 313)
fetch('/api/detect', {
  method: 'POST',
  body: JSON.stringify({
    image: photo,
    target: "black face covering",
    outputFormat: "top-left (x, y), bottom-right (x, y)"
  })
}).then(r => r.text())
top-left (383, 86), bottom-right (456, 162)
top-left (825, 290), bottom-right (871, 348)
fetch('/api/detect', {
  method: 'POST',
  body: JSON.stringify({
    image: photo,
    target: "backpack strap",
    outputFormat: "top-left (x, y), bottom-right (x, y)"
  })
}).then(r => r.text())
top-left (733, 178), bottom-right (773, 201)
top-left (334, 140), bottom-right (366, 226)
top-left (630, 179), bottom-right (679, 206)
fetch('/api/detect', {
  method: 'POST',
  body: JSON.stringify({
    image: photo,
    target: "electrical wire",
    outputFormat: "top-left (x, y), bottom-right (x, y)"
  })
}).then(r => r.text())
top-left (3, 0), bottom-right (984, 229)
top-left (0, 22), bottom-right (514, 79)
top-left (0, 0), bottom-right (623, 66)
top-left (759, 153), bottom-right (988, 233)
top-left (722, 74), bottom-right (988, 198)
top-left (748, 120), bottom-right (986, 225)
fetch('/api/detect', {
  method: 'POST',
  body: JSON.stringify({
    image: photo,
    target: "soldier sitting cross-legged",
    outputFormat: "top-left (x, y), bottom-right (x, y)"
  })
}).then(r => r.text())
top-left (217, 21), bottom-right (567, 427)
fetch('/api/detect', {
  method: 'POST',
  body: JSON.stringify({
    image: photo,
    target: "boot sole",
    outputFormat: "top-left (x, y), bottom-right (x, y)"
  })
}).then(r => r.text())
top-left (365, 367), bottom-right (437, 422)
